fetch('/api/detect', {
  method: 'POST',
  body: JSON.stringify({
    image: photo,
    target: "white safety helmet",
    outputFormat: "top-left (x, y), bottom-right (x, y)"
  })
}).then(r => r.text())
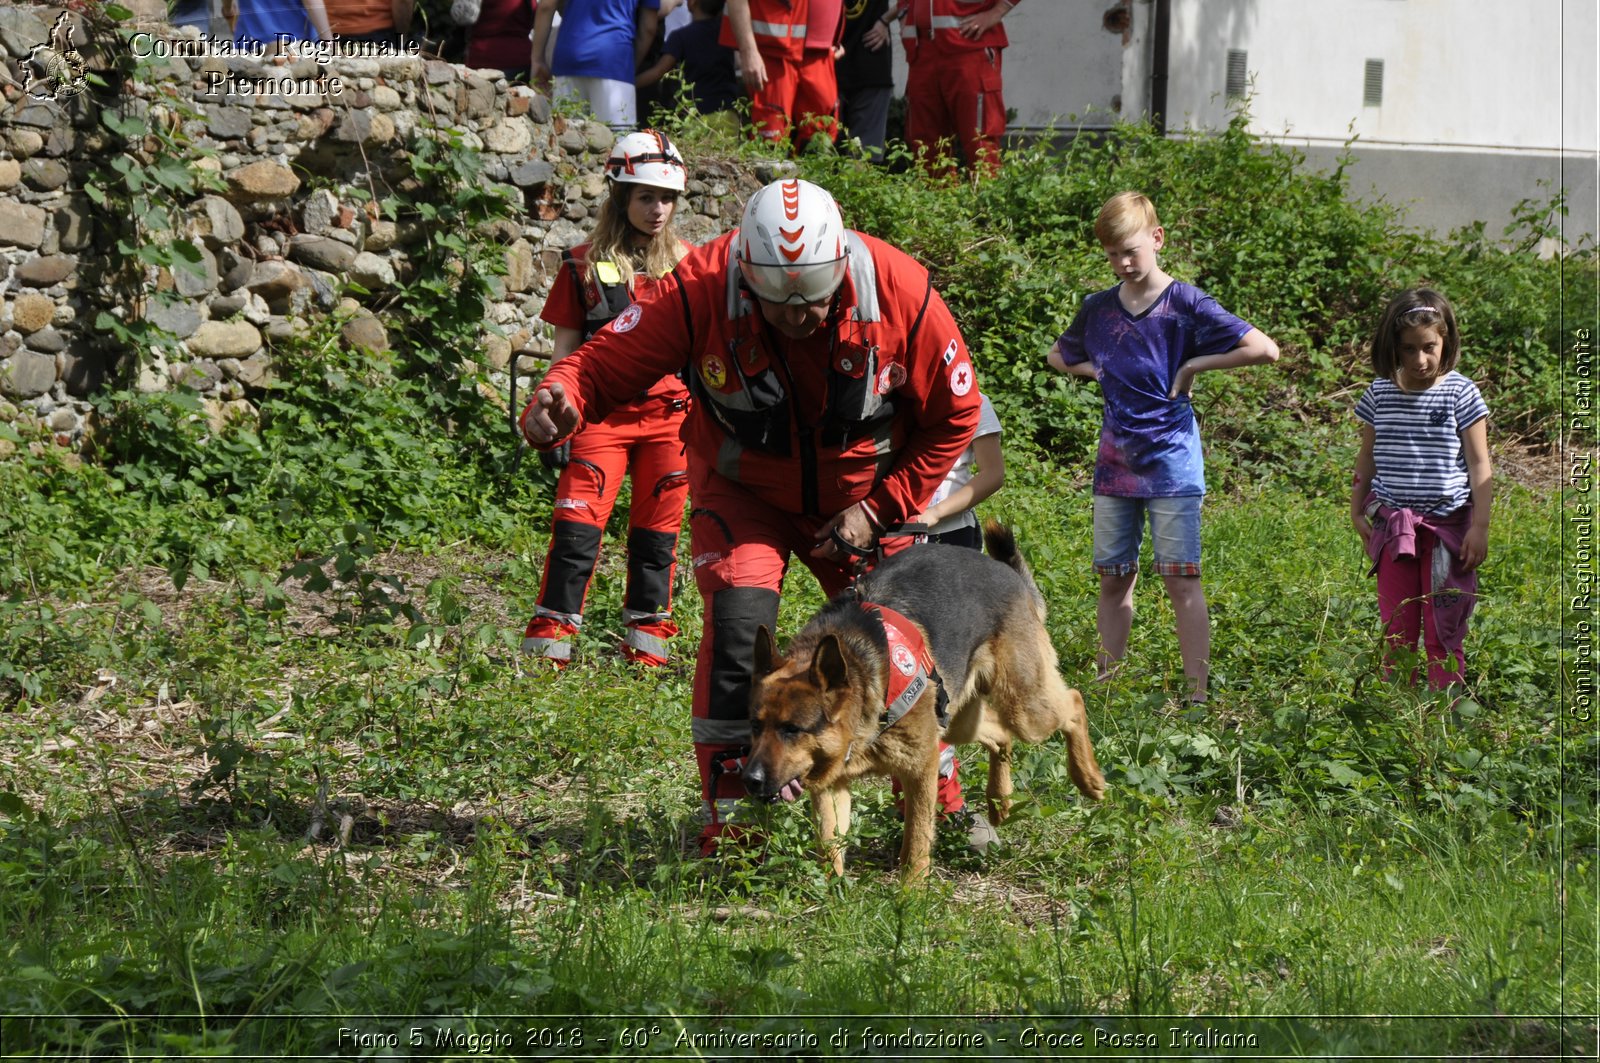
top-left (736, 178), bottom-right (849, 305)
top-left (605, 129), bottom-right (687, 192)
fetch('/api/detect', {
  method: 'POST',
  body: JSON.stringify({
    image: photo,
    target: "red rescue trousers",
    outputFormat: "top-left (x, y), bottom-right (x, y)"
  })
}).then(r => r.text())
top-left (687, 466), bottom-right (963, 842)
top-left (749, 47), bottom-right (839, 151)
top-left (523, 398), bottom-right (689, 665)
top-left (905, 44), bottom-right (1005, 176)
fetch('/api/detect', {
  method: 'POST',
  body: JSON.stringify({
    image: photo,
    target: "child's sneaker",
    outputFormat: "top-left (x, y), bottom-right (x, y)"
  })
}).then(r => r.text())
top-left (945, 807), bottom-right (1001, 856)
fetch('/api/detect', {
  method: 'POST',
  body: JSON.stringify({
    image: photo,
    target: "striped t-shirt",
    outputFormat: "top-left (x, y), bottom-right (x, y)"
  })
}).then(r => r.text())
top-left (1354, 372), bottom-right (1489, 516)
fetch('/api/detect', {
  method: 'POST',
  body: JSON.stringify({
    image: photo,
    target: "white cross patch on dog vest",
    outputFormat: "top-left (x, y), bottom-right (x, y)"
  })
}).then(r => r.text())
top-left (865, 602), bottom-right (943, 732)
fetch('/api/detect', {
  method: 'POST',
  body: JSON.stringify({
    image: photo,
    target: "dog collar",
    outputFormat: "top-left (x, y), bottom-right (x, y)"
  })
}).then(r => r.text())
top-left (861, 602), bottom-right (948, 734)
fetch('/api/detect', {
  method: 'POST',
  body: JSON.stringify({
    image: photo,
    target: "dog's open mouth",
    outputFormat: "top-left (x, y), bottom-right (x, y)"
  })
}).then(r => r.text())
top-left (773, 777), bottom-right (805, 803)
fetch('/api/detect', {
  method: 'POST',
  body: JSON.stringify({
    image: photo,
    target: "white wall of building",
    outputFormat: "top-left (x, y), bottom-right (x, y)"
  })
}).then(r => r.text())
top-left (880, 1), bottom-right (1596, 237)
top-left (1154, 0), bottom-right (1596, 155)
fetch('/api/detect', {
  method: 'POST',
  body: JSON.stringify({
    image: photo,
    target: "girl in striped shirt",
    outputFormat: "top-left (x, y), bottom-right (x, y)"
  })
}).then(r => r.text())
top-left (1351, 288), bottom-right (1493, 690)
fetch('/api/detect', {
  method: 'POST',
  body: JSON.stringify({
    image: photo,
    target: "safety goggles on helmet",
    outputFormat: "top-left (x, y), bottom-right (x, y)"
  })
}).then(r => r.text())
top-left (739, 255), bottom-right (849, 305)
top-left (605, 128), bottom-right (687, 192)
top-left (735, 178), bottom-right (850, 305)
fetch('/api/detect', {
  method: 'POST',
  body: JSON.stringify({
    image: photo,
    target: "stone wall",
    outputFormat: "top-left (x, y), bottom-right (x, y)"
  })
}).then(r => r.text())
top-left (0, 4), bottom-right (769, 447)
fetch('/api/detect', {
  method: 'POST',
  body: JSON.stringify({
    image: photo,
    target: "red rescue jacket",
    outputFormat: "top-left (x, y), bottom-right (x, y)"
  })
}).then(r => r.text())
top-left (720, 0), bottom-right (810, 60)
top-left (526, 230), bottom-right (981, 525)
top-left (541, 242), bottom-right (689, 404)
top-left (896, 0), bottom-right (1012, 60)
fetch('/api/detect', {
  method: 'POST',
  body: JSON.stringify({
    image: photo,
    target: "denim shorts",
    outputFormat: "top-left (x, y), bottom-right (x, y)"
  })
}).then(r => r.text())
top-left (1092, 494), bottom-right (1203, 576)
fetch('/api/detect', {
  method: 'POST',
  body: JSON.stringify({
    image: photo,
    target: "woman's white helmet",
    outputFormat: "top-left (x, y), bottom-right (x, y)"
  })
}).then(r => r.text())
top-left (605, 129), bottom-right (687, 192)
top-left (736, 178), bottom-right (849, 304)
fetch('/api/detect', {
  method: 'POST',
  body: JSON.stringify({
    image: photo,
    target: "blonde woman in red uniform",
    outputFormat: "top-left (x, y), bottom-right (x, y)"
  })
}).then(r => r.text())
top-left (521, 130), bottom-right (692, 668)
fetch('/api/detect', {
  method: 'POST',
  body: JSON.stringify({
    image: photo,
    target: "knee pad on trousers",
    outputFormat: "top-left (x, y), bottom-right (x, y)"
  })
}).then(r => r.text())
top-left (707, 586), bottom-right (782, 719)
top-left (624, 527), bottom-right (679, 614)
top-left (541, 520), bottom-right (604, 616)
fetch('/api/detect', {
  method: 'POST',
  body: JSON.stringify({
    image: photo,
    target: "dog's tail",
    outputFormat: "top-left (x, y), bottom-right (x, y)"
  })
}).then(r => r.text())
top-left (982, 520), bottom-right (1046, 616)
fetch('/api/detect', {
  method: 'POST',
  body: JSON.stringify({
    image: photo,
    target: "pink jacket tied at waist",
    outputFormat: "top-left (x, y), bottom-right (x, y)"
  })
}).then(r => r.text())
top-left (1364, 501), bottom-right (1479, 652)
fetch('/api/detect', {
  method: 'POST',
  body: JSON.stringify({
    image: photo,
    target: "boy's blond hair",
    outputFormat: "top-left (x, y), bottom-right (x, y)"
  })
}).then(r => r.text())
top-left (1095, 191), bottom-right (1161, 247)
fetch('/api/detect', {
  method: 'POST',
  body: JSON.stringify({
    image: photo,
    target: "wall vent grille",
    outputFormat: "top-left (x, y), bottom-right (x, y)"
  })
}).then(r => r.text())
top-left (1225, 49), bottom-right (1248, 100)
top-left (1364, 59), bottom-right (1385, 106)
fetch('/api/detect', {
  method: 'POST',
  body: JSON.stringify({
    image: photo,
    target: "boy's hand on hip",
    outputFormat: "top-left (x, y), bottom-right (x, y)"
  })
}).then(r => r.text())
top-left (1169, 365), bottom-right (1196, 398)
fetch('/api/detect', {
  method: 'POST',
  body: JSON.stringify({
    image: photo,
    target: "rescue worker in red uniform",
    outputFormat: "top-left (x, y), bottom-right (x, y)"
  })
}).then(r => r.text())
top-left (521, 178), bottom-right (989, 854)
top-left (522, 129), bottom-right (692, 668)
top-left (723, 0), bottom-right (845, 150)
top-left (898, 0), bottom-right (1016, 175)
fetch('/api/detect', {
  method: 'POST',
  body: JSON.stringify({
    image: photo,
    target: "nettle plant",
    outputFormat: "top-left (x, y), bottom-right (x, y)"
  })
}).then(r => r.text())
top-left (82, 2), bottom-right (226, 377)
top-left (378, 120), bottom-right (518, 436)
top-left (76, 32), bottom-right (531, 569)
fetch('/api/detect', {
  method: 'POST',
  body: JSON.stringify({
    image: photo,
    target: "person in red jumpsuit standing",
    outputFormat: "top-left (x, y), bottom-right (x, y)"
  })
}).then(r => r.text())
top-left (521, 178), bottom-right (995, 855)
top-left (521, 129), bottom-right (692, 668)
top-left (723, 0), bottom-right (845, 151)
top-left (898, 0), bottom-right (1016, 175)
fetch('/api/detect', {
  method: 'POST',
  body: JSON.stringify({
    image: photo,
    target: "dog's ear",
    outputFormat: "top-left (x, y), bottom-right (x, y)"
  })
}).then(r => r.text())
top-left (753, 625), bottom-right (778, 676)
top-left (811, 634), bottom-right (850, 692)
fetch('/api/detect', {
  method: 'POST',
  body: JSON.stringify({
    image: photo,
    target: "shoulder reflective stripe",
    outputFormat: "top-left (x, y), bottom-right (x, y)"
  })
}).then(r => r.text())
top-left (521, 636), bottom-right (573, 659)
top-left (534, 605), bottom-right (583, 626)
top-left (845, 231), bottom-right (879, 322)
top-left (749, 19), bottom-right (805, 36)
top-left (692, 717), bottom-right (752, 744)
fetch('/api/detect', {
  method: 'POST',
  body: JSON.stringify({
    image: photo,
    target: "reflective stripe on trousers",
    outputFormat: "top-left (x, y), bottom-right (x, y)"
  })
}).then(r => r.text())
top-left (521, 636), bottom-right (573, 660)
top-left (622, 625), bottom-right (672, 660)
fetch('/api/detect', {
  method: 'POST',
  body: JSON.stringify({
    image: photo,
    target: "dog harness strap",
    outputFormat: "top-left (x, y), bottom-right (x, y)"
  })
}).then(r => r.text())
top-left (861, 602), bottom-right (948, 735)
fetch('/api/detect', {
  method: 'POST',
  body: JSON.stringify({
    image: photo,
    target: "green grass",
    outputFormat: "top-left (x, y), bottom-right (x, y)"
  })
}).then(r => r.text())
top-left (0, 100), bottom-right (1592, 1059)
top-left (0, 442), bottom-right (1592, 1059)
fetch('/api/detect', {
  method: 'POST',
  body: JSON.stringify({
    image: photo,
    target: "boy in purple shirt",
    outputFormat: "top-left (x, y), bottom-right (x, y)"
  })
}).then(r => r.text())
top-left (1048, 191), bottom-right (1280, 705)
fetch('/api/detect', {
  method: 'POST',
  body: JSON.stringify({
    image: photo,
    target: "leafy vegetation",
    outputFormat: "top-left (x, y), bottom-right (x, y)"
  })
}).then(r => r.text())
top-left (0, 90), bottom-right (1593, 1056)
top-left (796, 111), bottom-right (1592, 495)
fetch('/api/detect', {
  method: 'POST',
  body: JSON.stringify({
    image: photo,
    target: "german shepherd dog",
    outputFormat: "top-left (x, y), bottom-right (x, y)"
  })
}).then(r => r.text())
top-left (743, 522), bottom-right (1105, 881)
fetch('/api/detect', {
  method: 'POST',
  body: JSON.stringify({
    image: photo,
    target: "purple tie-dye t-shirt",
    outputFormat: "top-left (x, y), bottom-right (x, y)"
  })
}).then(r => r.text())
top-left (1055, 281), bottom-right (1251, 498)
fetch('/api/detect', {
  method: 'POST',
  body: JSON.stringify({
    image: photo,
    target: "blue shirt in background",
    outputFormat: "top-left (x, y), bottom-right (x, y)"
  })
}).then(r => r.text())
top-left (234, 0), bottom-right (318, 44)
top-left (552, 0), bottom-right (661, 84)
top-left (1055, 281), bottom-right (1251, 498)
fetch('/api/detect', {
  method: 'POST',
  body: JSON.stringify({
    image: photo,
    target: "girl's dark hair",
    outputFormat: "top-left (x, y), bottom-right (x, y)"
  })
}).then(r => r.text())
top-left (1369, 287), bottom-right (1460, 381)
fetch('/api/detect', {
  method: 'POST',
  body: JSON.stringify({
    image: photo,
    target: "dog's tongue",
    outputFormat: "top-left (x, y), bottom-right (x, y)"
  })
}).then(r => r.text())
top-left (777, 778), bottom-right (805, 802)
